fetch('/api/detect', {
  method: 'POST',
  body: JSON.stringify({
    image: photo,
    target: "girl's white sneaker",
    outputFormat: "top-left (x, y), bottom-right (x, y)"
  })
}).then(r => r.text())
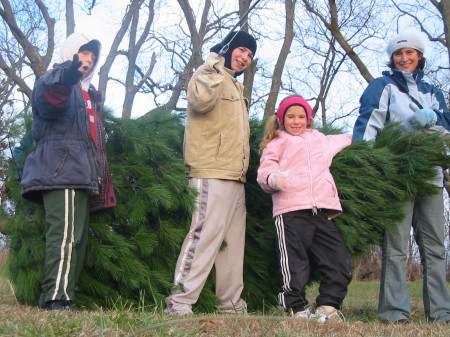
top-left (291, 307), bottom-right (315, 320)
top-left (314, 305), bottom-right (344, 323)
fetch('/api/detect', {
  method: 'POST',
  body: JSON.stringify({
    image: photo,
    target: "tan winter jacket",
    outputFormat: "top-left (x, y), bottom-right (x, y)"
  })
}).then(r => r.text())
top-left (183, 52), bottom-right (250, 182)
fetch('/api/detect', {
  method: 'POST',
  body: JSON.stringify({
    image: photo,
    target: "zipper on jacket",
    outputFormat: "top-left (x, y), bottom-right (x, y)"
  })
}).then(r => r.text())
top-left (83, 88), bottom-right (101, 189)
top-left (304, 138), bottom-right (317, 210)
top-left (52, 150), bottom-right (69, 177)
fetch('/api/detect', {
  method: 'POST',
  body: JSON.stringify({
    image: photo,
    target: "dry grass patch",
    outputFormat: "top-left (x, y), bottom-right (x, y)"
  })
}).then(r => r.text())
top-left (0, 277), bottom-right (16, 305)
top-left (0, 249), bottom-right (449, 337)
top-left (0, 303), bottom-right (450, 336)
top-left (128, 314), bottom-right (450, 337)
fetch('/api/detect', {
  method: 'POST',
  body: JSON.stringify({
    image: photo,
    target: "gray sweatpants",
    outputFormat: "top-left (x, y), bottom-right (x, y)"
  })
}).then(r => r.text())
top-left (378, 189), bottom-right (450, 322)
top-left (166, 178), bottom-right (247, 313)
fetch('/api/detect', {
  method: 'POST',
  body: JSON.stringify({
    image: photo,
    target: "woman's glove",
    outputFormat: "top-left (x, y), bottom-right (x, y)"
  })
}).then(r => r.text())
top-left (408, 103), bottom-right (436, 129)
top-left (268, 160), bottom-right (290, 191)
top-left (62, 54), bottom-right (83, 86)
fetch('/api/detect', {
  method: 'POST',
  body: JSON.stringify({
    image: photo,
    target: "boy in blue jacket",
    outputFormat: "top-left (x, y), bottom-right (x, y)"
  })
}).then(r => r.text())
top-left (21, 33), bottom-right (116, 311)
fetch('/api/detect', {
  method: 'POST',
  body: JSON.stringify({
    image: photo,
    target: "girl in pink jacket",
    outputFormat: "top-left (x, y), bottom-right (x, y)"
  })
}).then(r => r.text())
top-left (257, 95), bottom-right (352, 323)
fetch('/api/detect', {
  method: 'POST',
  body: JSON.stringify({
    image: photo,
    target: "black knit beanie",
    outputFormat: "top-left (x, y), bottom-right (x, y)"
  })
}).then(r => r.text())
top-left (78, 40), bottom-right (100, 59)
top-left (210, 31), bottom-right (257, 76)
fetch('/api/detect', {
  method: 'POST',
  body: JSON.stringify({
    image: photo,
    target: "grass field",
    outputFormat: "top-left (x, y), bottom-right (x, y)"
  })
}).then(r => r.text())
top-left (1, 250), bottom-right (450, 336)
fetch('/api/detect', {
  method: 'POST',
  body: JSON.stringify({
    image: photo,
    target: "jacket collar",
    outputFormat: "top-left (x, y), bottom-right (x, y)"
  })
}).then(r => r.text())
top-left (383, 67), bottom-right (424, 83)
top-left (224, 66), bottom-right (237, 78)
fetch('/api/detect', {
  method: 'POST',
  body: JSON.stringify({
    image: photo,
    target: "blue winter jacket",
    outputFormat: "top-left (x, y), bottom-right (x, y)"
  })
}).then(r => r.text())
top-left (21, 34), bottom-right (116, 212)
top-left (21, 62), bottom-right (101, 200)
top-left (353, 68), bottom-right (450, 142)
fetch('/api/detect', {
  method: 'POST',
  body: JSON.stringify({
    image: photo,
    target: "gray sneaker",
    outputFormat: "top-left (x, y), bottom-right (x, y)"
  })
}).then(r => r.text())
top-left (218, 298), bottom-right (247, 315)
top-left (314, 305), bottom-right (344, 323)
top-left (164, 306), bottom-right (193, 317)
top-left (291, 307), bottom-right (315, 320)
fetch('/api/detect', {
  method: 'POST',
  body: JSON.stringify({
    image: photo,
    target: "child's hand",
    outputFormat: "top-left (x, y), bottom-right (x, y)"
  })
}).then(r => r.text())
top-left (205, 53), bottom-right (225, 75)
top-left (62, 54), bottom-right (83, 86)
top-left (268, 159), bottom-right (290, 191)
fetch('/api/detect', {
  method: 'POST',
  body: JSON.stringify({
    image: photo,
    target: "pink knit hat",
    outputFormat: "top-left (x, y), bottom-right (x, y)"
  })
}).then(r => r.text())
top-left (276, 96), bottom-right (313, 126)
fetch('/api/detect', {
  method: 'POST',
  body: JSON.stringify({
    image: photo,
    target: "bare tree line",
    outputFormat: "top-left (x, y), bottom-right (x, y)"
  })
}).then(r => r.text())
top-left (1, 1), bottom-right (448, 121)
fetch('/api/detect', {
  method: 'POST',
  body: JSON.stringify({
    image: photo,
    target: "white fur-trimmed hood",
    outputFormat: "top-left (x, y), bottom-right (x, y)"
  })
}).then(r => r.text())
top-left (59, 33), bottom-right (101, 91)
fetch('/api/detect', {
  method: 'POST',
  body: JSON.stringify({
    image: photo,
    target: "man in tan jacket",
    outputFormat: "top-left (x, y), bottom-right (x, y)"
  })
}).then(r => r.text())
top-left (165, 31), bottom-right (257, 316)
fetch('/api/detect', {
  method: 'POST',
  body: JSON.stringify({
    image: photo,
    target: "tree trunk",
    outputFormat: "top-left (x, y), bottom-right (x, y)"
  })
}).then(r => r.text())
top-left (301, 0), bottom-right (374, 84)
top-left (65, 0), bottom-right (75, 36)
top-left (263, 0), bottom-right (296, 120)
top-left (433, 0), bottom-right (450, 75)
top-left (97, 0), bottom-right (140, 104)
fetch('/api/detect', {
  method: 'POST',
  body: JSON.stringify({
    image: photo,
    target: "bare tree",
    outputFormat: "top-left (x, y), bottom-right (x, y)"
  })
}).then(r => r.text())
top-left (0, 0), bottom-right (448, 124)
top-left (67, 0), bottom-right (98, 34)
top-left (275, 0), bottom-right (395, 127)
top-left (151, 0), bottom-right (211, 115)
top-left (308, 38), bottom-right (349, 126)
top-left (262, 0), bottom-right (296, 120)
top-left (238, 0), bottom-right (258, 104)
top-left (392, 0), bottom-right (449, 66)
top-left (97, 2), bottom-right (139, 99)
top-left (121, 1), bottom-right (156, 119)
top-left (300, 0), bottom-right (382, 84)
top-left (66, 0), bottom-right (75, 35)
top-left (96, 0), bottom-right (156, 119)
top-left (136, 0), bottom-right (211, 119)
top-left (435, 0), bottom-right (450, 64)
top-left (391, 0), bottom-right (450, 102)
top-left (139, 0), bottom-right (255, 118)
top-left (0, 0), bottom-right (56, 98)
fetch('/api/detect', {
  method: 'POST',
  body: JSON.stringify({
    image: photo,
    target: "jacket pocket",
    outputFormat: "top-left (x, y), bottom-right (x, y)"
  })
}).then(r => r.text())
top-left (48, 142), bottom-right (92, 185)
top-left (52, 149), bottom-right (68, 177)
top-left (221, 85), bottom-right (240, 101)
top-left (220, 87), bottom-right (241, 117)
top-left (215, 133), bottom-right (227, 160)
top-left (324, 178), bottom-right (337, 197)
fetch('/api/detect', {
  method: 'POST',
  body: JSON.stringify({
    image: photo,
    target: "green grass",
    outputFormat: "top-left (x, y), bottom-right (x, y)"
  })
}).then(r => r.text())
top-left (1, 279), bottom-right (450, 336)
top-left (306, 280), bottom-right (427, 324)
top-left (1, 256), bottom-right (449, 336)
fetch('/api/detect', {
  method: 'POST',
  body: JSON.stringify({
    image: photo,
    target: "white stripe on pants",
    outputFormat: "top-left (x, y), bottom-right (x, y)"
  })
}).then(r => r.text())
top-left (167, 178), bottom-right (246, 311)
top-left (41, 188), bottom-right (89, 306)
top-left (52, 189), bottom-right (75, 300)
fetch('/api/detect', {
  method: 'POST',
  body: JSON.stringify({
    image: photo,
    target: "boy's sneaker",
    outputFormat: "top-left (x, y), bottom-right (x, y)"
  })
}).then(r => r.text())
top-left (314, 305), bottom-right (344, 323)
top-left (42, 300), bottom-right (78, 312)
top-left (164, 306), bottom-right (193, 317)
top-left (218, 298), bottom-right (248, 315)
top-left (291, 307), bottom-right (315, 320)
top-left (219, 306), bottom-right (247, 315)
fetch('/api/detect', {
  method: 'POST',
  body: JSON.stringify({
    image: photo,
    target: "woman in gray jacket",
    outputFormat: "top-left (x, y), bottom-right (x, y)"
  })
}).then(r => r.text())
top-left (353, 31), bottom-right (450, 324)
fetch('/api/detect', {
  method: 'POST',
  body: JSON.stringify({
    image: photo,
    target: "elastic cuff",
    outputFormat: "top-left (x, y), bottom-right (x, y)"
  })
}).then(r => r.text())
top-left (429, 110), bottom-right (437, 126)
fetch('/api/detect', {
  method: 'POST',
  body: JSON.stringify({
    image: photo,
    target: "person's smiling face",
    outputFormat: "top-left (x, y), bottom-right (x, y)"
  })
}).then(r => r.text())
top-left (230, 47), bottom-right (253, 73)
top-left (393, 48), bottom-right (422, 73)
top-left (284, 105), bottom-right (308, 136)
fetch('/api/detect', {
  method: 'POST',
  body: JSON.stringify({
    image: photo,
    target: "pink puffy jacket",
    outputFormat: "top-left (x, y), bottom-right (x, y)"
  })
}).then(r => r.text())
top-left (257, 130), bottom-right (351, 217)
